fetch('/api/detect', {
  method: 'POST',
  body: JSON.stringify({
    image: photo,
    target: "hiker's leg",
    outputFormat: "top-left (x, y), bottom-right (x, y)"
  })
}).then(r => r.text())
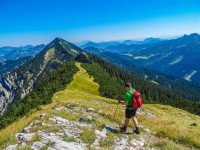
top-left (125, 118), bottom-right (129, 127)
top-left (120, 112), bottom-right (129, 132)
top-left (132, 116), bottom-right (139, 128)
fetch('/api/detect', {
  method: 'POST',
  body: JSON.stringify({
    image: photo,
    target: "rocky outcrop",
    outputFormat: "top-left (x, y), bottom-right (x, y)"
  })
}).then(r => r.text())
top-left (4, 102), bottom-right (158, 150)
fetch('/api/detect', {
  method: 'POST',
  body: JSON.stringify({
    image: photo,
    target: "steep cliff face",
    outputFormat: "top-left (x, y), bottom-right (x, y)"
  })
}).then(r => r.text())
top-left (0, 38), bottom-right (83, 114)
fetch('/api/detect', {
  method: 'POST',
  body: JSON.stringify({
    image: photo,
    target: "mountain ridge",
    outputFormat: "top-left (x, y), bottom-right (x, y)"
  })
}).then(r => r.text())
top-left (0, 38), bottom-right (82, 114)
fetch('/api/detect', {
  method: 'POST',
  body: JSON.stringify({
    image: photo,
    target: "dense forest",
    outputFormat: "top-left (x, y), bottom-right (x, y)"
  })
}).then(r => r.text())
top-left (84, 47), bottom-right (200, 102)
top-left (0, 62), bottom-right (78, 129)
top-left (77, 54), bottom-right (200, 115)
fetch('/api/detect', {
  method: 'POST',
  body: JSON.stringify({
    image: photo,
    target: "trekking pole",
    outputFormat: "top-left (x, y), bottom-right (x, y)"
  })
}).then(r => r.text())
top-left (113, 102), bottom-right (119, 120)
top-left (104, 100), bottom-right (120, 132)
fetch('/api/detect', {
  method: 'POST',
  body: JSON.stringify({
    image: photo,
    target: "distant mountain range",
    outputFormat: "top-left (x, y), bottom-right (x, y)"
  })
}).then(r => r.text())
top-left (84, 33), bottom-right (200, 84)
top-left (0, 44), bottom-right (45, 62)
top-left (80, 37), bottom-right (163, 49)
top-left (123, 33), bottom-right (200, 83)
top-left (0, 56), bottom-right (32, 76)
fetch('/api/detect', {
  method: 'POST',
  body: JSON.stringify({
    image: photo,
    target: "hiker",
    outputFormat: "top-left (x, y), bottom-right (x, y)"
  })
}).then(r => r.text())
top-left (118, 82), bottom-right (140, 134)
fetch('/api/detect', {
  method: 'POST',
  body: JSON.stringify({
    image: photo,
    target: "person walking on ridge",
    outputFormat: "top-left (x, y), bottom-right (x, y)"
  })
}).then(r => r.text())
top-left (118, 82), bottom-right (140, 134)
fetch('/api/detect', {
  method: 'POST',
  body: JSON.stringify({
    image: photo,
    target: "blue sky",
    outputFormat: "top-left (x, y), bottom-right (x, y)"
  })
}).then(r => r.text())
top-left (0, 0), bottom-right (199, 46)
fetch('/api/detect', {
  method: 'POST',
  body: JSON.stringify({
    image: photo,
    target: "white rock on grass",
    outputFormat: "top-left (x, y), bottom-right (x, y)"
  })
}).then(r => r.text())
top-left (49, 116), bottom-right (71, 124)
top-left (91, 129), bottom-right (107, 148)
top-left (56, 132), bottom-right (65, 136)
top-left (114, 137), bottom-right (128, 150)
top-left (38, 131), bottom-right (62, 143)
top-left (40, 113), bottom-right (46, 118)
top-left (31, 141), bottom-right (46, 149)
top-left (54, 141), bottom-right (86, 150)
top-left (87, 108), bottom-right (94, 112)
top-left (16, 133), bottom-right (36, 142)
top-left (22, 120), bottom-right (40, 133)
top-left (85, 115), bottom-right (93, 120)
top-left (4, 144), bottom-right (17, 150)
top-left (49, 116), bottom-right (91, 128)
top-left (131, 138), bottom-right (144, 147)
top-left (95, 129), bottom-right (107, 138)
top-left (54, 107), bottom-right (67, 111)
top-left (47, 147), bottom-right (56, 150)
top-left (144, 128), bottom-right (156, 135)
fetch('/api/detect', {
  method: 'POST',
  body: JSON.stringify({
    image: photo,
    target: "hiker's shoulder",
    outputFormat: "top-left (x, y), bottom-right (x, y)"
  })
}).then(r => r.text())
top-left (125, 91), bottom-right (131, 96)
top-left (130, 88), bottom-right (135, 93)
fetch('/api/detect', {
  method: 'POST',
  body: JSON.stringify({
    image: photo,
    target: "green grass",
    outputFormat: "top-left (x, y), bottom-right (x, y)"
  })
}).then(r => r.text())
top-left (152, 139), bottom-right (184, 150)
top-left (18, 145), bottom-right (32, 150)
top-left (42, 125), bottom-right (64, 133)
top-left (99, 131), bottom-right (116, 148)
top-left (99, 138), bottom-right (115, 147)
top-left (40, 142), bottom-right (54, 150)
top-left (63, 135), bottom-right (76, 142)
top-left (80, 128), bottom-right (96, 145)
top-left (26, 134), bottom-right (41, 145)
top-left (0, 62), bottom-right (200, 149)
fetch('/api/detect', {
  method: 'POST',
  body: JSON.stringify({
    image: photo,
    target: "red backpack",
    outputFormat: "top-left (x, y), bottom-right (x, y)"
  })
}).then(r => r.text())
top-left (130, 90), bottom-right (143, 108)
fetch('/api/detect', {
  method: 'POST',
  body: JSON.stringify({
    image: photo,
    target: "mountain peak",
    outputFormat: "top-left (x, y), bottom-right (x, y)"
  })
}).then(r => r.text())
top-left (52, 37), bottom-right (65, 43)
top-left (182, 33), bottom-right (199, 39)
top-left (46, 37), bottom-right (70, 49)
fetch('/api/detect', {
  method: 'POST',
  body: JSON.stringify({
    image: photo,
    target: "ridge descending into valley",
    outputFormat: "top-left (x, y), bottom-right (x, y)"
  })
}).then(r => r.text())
top-left (1, 63), bottom-right (200, 149)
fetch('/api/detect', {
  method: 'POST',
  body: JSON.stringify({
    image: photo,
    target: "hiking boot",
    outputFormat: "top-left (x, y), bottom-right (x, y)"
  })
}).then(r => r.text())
top-left (134, 127), bottom-right (140, 134)
top-left (120, 125), bottom-right (127, 132)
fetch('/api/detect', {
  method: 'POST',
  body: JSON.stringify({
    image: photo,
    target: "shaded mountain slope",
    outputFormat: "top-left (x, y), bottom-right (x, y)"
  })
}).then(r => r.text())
top-left (125, 33), bottom-right (200, 83)
top-left (0, 56), bottom-right (32, 76)
top-left (83, 47), bottom-right (200, 103)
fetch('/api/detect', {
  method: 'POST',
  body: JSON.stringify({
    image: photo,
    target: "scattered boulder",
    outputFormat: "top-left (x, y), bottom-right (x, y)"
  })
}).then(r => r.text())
top-left (40, 113), bottom-right (46, 119)
top-left (31, 141), bottom-right (46, 150)
top-left (87, 108), bottom-right (94, 112)
top-left (66, 103), bottom-right (75, 110)
top-left (22, 120), bottom-right (40, 133)
top-left (56, 132), bottom-right (65, 136)
top-left (95, 129), bottom-right (107, 138)
top-left (114, 137), bottom-right (128, 150)
top-left (79, 115), bottom-right (93, 122)
top-left (22, 127), bottom-right (30, 134)
top-left (16, 133), bottom-right (36, 143)
top-left (131, 138), bottom-right (144, 148)
top-left (91, 129), bottom-right (107, 149)
top-left (143, 127), bottom-right (156, 135)
top-left (54, 141), bottom-right (86, 150)
top-left (4, 144), bottom-right (17, 150)
top-left (86, 115), bottom-right (93, 120)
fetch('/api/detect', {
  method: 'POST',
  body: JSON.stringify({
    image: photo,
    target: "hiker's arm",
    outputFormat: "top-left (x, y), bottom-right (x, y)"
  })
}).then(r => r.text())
top-left (121, 101), bottom-right (128, 105)
top-left (118, 100), bottom-right (128, 105)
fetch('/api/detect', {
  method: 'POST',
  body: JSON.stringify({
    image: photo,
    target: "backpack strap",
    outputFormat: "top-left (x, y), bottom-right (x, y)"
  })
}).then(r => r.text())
top-left (128, 91), bottom-right (134, 95)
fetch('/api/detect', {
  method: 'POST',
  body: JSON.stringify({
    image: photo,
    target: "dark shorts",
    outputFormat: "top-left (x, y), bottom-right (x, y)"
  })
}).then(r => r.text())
top-left (125, 108), bottom-right (137, 118)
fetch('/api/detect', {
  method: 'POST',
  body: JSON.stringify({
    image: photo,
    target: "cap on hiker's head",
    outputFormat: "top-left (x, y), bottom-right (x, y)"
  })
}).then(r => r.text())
top-left (125, 82), bottom-right (131, 87)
